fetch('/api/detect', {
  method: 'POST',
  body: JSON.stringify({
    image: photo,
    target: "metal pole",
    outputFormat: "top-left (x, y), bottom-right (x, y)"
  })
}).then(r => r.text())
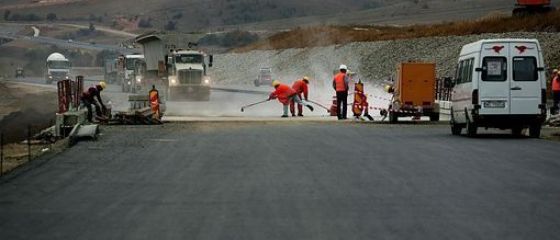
top-left (27, 125), bottom-right (31, 162)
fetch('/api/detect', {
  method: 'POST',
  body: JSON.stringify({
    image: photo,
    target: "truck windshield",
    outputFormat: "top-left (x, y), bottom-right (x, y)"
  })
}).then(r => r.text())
top-left (513, 57), bottom-right (538, 81)
top-left (176, 54), bottom-right (203, 64)
top-left (126, 59), bottom-right (138, 70)
top-left (48, 60), bottom-right (69, 69)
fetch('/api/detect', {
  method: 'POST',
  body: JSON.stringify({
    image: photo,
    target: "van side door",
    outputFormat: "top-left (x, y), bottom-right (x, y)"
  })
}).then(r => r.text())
top-left (509, 43), bottom-right (541, 115)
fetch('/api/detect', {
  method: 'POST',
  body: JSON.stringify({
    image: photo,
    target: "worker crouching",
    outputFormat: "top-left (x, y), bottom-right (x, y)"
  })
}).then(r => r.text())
top-left (269, 80), bottom-right (314, 118)
top-left (290, 76), bottom-right (310, 117)
top-left (81, 81), bottom-right (107, 122)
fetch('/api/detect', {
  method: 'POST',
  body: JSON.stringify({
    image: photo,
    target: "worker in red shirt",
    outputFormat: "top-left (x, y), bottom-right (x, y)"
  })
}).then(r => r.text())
top-left (269, 80), bottom-right (313, 118)
top-left (290, 76), bottom-right (310, 117)
top-left (81, 81), bottom-right (107, 122)
top-left (333, 64), bottom-right (350, 120)
top-left (552, 69), bottom-right (560, 115)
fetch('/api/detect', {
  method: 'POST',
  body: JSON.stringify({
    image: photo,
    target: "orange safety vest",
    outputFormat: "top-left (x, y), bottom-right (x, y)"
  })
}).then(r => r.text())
top-left (333, 73), bottom-right (347, 92)
top-left (553, 75), bottom-right (560, 91)
top-left (149, 88), bottom-right (160, 119)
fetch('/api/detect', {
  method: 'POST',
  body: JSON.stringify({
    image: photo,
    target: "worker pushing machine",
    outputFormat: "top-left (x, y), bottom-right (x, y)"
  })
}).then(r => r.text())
top-left (290, 76), bottom-right (310, 117)
top-left (81, 81), bottom-right (107, 122)
top-left (333, 64), bottom-right (350, 120)
top-left (352, 80), bottom-right (374, 121)
top-left (269, 80), bottom-right (314, 118)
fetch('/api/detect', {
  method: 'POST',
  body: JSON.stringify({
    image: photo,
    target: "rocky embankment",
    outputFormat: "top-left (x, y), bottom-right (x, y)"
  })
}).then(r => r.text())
top-left (212, 32), bottom-right (560, 87)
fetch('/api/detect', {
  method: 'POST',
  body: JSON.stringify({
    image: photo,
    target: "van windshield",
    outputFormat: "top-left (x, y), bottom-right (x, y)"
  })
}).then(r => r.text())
top-left (513, 57), bottom-right (538, 81)
top-left (482, 57), bottom-right (507, 81)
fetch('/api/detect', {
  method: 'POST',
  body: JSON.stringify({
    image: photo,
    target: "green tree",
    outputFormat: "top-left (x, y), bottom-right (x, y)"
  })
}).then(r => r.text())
top-left (46, 13), bottom-right (57, 21)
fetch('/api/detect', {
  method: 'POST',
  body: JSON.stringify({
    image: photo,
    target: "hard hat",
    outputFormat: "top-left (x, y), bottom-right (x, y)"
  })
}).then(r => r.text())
top-left (99, 81), bottom-right (107, 90)
top-left (384, 84), bottom-right (393, 93)
top-left (303, 76), bottom-right (310, 82)
top-left (272, 80), bottom-right (281, 87)
top-left (339, 64), bottom-right (348, 70)
top-left (554, 69), bottom-right (559, 73)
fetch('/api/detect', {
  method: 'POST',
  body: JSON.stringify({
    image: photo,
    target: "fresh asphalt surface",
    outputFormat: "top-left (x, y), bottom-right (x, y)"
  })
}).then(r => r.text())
top-left (0, 122), bottom-right (559, 239)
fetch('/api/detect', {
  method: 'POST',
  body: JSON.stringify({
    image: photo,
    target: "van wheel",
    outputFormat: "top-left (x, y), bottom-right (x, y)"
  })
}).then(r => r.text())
top-left (512, 127), bottom-right (523, 137)
top-left (451, 123), bottom-right (462, 135)
top-left (466, 120), bottom-right (477, 137)
top-left (429, 113), bottom-right (440, 122)
top-left (389, 111), bottom-right (398, 123)
top-left (529, 124), bottom-right (542, 138)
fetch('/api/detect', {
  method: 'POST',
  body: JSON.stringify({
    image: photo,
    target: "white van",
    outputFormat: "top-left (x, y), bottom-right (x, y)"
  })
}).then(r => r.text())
top-left (450, 39), bottom-right (547, 137)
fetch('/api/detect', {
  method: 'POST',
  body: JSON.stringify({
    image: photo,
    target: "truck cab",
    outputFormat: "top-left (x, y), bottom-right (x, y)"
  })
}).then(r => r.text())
top-left (450, 39), bottom-right (547, 137)
top-left (167, 50), bottom-right (212, 101)
top-left (46, 52), bottom-right (71, 84)
top-left (119, 54), bottom-right (144, 93)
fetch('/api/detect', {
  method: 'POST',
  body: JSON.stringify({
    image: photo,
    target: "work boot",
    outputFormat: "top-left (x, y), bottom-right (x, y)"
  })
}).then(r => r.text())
top-left (298, 113), bottom-right (304, 117)
top-left (281, 115), bottom-right (289, 118)
top-left (306, 105), bottom-right (314, 112)
top-left (292, 113), bottom-right (296, 117)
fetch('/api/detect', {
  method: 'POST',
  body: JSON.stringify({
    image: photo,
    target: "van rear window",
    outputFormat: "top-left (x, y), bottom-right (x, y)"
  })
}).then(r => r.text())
top-left (513, 57), bottom-right (538, 81)
top-left (482, 57), bottom-right (507, 81)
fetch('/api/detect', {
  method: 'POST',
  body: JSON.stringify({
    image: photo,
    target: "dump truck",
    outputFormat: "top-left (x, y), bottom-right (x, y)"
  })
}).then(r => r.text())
top-left (135, 32), bottom-right (213, 101)
top-left (46, 53), bottom-right (71, 84)
top-left (387, 62), bottom-right (440, 123)
top-left (513, 0), bottom-right (554, 16)
top-left (116, 54), bottom-right (144, 93)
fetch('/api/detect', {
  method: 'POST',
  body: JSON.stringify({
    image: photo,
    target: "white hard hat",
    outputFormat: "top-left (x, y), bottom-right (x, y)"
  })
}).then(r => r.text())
top-left (339, 64), bottom-right (348, 70)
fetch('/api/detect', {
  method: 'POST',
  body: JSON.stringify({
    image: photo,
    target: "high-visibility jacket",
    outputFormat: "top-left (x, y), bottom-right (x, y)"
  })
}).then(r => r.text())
top-left (270, 84), bottom-right (296, 105)
top-left (292, 80), bottom-right (309, 100)
top-left (333, 72), bottom-right (348, 92)
top-left (553, 75), bottom-right (560, 91)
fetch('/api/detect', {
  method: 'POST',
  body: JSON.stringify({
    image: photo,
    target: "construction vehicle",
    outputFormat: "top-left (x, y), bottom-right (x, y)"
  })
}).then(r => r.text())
top-left (46, 53), bottom-right (71, 84)
top-left (15, 67), bottom-right (24, 78)
top-left (116, 54), bottom-right (144, 93)
top-left (103, 59), bottom-right (118, 83)
top-left (167, 49), bottom-right (212, 101)
top-left (513, 0), bottom-right (555, 16)
top-left (135, 32), bottom-right (213, 101)
top-left (386, 62), bottom-right (440, 123)
top-left (254, 68), bottom-right (272, 87)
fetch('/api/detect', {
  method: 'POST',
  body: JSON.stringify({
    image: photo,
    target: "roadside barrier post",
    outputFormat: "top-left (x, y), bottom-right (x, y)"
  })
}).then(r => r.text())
top-left (27, 125), bottom-right (31, 162)
top-left (1, 132), bottom-right (3, 176)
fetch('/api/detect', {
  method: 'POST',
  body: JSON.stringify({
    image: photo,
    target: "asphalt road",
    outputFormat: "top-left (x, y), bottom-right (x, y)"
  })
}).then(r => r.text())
top-left (0, 122), bottom-right (559, 239)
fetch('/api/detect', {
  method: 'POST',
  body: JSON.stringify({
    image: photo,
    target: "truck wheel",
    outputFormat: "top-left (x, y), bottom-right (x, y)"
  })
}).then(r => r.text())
top-left (529, 124), bottom-right (541, 138)
top-left (451, 123), bottom-right (462, 136)
top-left (466, 119), bottom-right (477, 137)
top-left (389, 111), bottom-right (398, 123)
top-left (429, 112), bottom-right (440, 122)
top-left (512, 127), bottom-right (524, 137)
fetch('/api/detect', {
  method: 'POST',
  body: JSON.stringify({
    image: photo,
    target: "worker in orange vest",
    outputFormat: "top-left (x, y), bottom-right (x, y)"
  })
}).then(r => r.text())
top-left (333, 64), bottom-right (350, 120)
top-left (269, 80), bottom-right (314, 118)
top-left (552, 69), bottom-right (560, 115)
top-left (290, 76), bottom-right (310, 117)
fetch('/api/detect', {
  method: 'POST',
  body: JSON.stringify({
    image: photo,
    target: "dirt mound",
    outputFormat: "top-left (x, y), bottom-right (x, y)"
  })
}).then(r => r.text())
top-left (0, 108), bottom-right (54, 144)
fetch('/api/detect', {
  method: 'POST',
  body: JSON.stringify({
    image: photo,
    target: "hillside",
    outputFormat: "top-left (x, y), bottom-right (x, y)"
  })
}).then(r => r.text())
top-left (0, 0), bottom-right (529, 32)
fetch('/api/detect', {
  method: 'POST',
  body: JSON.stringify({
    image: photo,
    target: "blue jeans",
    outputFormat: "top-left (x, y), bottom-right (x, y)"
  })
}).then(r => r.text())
top-left (283, 95), bottom-right (309, 116)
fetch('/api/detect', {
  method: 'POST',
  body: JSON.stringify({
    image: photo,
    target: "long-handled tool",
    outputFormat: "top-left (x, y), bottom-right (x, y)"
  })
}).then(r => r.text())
top-left (241, 99), bottom-right (270, 112)
top-left (306, 100), bottom-right (331, 113)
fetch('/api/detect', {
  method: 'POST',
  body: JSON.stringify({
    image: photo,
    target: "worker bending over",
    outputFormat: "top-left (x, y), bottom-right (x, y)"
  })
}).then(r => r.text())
top-left (552, 69), bottom-right (560, 115)
top-left (290, 76), bottom-right (310, 117)
top-left (333, 64), bottom-right (350, 120)
top-left (269, 80), bottom-right (314, 118)
top-left (81, 81), bottom-right (107, 122)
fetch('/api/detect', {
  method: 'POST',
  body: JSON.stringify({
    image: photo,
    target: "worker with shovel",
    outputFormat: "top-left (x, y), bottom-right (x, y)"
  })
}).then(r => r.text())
top-left (81, 81), bottom-right (107, 122)
top-left (269, 80), bottom-right (314, 118)
top-left (290, 76), bottom-right (310, 117)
